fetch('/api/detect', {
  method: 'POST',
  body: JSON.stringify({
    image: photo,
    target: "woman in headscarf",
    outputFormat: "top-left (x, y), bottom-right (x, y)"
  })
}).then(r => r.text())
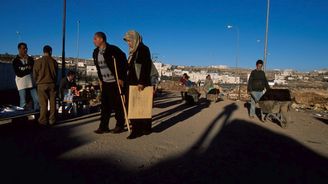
top-left (124, 30), bottom-right (152, 139)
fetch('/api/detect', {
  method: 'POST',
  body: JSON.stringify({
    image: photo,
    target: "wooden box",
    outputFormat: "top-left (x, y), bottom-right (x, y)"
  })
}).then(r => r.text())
top-left (128, 86), bottom-right (153, 119)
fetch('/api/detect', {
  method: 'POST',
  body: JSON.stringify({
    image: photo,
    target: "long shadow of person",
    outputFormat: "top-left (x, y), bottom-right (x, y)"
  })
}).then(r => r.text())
top-left (153, 98), bottom-right (182, 109)
top-left (191, 103), bottom-right (238, 151)
top-left (152, 98), bottom-right (210, 133)
top-left (138, 103), bottom-right (328, 184)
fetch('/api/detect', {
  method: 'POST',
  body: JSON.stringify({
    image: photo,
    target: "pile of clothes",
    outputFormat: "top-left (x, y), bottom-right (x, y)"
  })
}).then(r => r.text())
top-left (0, 105), bottom-right (25, 114)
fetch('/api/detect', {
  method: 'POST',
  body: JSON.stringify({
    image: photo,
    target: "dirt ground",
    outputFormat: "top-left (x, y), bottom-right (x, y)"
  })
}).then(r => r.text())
top-left (0, 92), bottom-right (327, 184)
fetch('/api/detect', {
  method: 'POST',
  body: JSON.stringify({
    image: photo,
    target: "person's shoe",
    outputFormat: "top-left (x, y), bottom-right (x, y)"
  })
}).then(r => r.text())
top-left (111, 127), bottom-right (125, 134)
top-left (281, 121), bottom-right (287, 129)
top-left (94, 129), bottom-right (111, 134)
top-left (49, 120), bottom-right (56, 126)
top-left (38, 122), bottom-right (49, 127)
top-left (249, 115), bottom-right (255, 119)
top-left (127, 132), bottom-right (141, 139)
top-left (28, 115), bottom-right (35, 120)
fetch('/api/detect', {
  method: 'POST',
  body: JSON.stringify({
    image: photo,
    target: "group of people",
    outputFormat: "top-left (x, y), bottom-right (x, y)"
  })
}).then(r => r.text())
top-left (13, 42), bottom-right (78, 125)
top-left (178, 59), bottom-right (270, 120)
top-left (12, 29), bottom-right (269, 139)
top-left (92, 31), bottom-right (154, 139)
top-left (12, 30), bottom-right (154, 139)
top-left (13, 43), bottom-right (58, 125)
top-left (179, 73), bottom-right (217, 100)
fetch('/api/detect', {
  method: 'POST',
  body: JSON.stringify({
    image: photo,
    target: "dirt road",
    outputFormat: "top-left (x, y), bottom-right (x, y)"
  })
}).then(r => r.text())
top-left (0, 92), bottom-right (327, 183)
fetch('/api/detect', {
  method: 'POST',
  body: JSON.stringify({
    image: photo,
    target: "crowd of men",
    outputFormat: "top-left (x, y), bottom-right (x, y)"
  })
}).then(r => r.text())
top-left (11, 30), bottom-right (270, 139)
top-left (12, 30), bottom-right (156, 139)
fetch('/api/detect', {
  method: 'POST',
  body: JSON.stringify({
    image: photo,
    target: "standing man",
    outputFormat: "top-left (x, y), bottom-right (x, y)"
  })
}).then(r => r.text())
top-left (12, 42), bottom-right (39, 111)
top-left (33, 45), bottom-right (58, 126)
top-left (247, 60), bottom-right (270, 119)
top-left (93, 32), bottom-right (127, 134)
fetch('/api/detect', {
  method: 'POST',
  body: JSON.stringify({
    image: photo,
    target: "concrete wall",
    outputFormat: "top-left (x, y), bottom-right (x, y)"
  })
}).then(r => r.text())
top-left (0, 62), bottom-right (16, 91)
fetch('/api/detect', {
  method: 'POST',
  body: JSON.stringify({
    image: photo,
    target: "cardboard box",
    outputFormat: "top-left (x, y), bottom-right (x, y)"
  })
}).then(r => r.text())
top-left (128, 86), bottom-right (153, 119)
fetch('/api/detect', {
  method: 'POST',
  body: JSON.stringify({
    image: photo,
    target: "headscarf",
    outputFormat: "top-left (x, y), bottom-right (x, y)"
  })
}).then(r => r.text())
top-left (124, 30), bottom-right (142, 62)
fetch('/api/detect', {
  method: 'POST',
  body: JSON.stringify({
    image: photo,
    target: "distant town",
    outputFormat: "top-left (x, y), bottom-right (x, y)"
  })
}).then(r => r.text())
top-left (1, 53), bottom-right (327, 87)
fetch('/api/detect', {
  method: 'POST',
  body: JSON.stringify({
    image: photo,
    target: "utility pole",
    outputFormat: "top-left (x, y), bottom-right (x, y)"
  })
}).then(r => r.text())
top-left (236, 26), bottom-right (241, 100)
top-left (61, 0), bottom-right (67, 78)
top-left (227, 25), bottom-right (241, 100)
top-left (263, 0), bottom-right (270, 71)
top-left (76, 20), bottom-right (80, 64)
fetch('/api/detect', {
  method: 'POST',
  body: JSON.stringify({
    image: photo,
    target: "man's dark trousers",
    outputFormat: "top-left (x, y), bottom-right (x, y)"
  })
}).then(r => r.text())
top-left (99, 82), bottom-right (125, 131)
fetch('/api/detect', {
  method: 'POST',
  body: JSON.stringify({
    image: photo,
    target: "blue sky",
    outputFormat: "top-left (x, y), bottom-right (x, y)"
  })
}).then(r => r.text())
top-left (0, 0), bottom-right (327, 71)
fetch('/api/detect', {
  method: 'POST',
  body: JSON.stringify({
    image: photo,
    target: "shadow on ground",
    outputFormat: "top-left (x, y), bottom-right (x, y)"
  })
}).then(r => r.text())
top-left (140, 104), bottom-right (328, 183)
top-left (0, 102), bottom-right (327, 184)
top-left (152, 98), bottom-right (210, 133)
top-left (316, 117), bottom-right (328, 126)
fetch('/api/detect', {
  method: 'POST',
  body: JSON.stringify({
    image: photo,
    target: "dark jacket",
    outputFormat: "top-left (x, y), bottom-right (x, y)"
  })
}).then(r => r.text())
top-left (59, 77), bottom-right (77, 99)
top-left (127, 43), bottom-right (152, 86)
top-left (248, 69), bottom-right (270, 92)
top-left (93, 43), bottom-right (127, 83)
top-left (12, 55), bottom-right (34, 78)
top-left (33, 56), bottom-right (58, 85)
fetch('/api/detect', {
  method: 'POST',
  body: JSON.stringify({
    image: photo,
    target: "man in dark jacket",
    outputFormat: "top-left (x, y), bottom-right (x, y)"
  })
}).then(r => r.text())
top-left (12, 42), bottom-right (39, 111)
top-left (33, 45), bottom-right (58, 126)
top-left (92, 32), bottom-right (127, 134)
top-left (247, 60), bottom-right (270, 119)
top-left (59, 70), bottom-right (77, 100)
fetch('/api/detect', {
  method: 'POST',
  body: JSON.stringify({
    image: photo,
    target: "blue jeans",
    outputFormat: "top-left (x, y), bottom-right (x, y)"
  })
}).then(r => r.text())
top-left (250, 91), bottom-right (263, 116)
top-left (18, 88), bottom-right (39, 111)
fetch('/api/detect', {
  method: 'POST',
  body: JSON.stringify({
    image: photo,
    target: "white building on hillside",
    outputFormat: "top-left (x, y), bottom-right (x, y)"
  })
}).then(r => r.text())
top-left (86, 66), bottom-right (98, 76)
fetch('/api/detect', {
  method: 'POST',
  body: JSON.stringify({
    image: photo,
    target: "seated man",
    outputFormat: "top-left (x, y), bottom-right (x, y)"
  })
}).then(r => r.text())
top-left (179, 73), bottom-right (193, 100)
top-left (247, 60), bottom-right (270, 119)
top-left (204, 75), bottom-right (214, 97)
top-left (59, 71), bottom-right (77, 114)
top-left (179, 73), bottom-right (193, 87)
top-left (59, 70), bottom-right (77, 100)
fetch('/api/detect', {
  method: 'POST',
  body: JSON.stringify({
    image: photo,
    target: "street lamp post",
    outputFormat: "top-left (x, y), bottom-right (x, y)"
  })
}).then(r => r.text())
top-left (227, 25), bottom-right (241, 100)
top-left (61, 0), bottom-right (67, 78)
top-left (263, 0), bottom-right (270, 71)
top-left (227, 25), bottom-right (240, 71)
top-left (76, 20), bottom-right (80, 64)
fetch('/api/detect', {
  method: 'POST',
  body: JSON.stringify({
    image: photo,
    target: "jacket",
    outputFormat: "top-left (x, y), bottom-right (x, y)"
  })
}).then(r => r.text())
top-left (128, 43), bottom-right (152, 86)
top-left (93, 43), bottom-right (127, 83)
top-left (12, 55), bottom-right (34, 78)
top-left (204, 79), bottom-right (214, 92)
top-left (59, 77), bottom-right (77, 99)
top-left (248, 69), bottom-right (270, 92)
top-left (33, 56), bottom-right (58, 85)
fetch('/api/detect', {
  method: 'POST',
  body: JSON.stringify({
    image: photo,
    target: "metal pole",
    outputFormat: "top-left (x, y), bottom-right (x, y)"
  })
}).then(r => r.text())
top-left (76, 20), bottom-right (80, 64)
top-left (61, 0), bottom-right (67, 78)
top-left (227, 25), bottom-right (241, 100)
top-left (263, 0), bottom-right (270, 71)
top-left (236, 27), bottom-right (240, 71)
top-left (236, 26), bottom-right (241, 100)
